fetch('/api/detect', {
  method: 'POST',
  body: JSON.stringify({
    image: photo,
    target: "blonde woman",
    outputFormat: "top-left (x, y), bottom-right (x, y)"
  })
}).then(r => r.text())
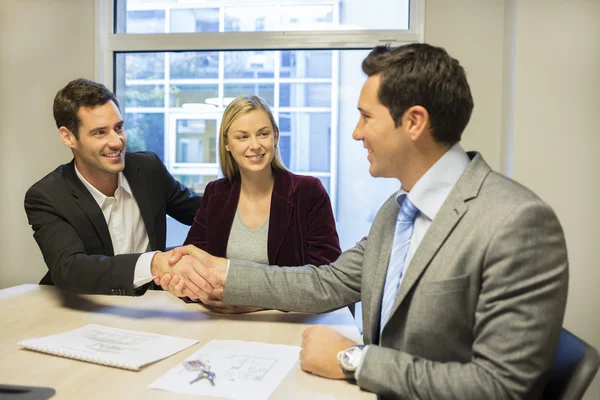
top-left (182, 95), bottom-right (341, 313)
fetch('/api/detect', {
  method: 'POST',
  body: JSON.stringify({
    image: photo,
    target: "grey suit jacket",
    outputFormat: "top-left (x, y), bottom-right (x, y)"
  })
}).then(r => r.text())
top-left (224, 152), bottom-right (569, 400)
top-left (24, 151), bottom-right (201, 296)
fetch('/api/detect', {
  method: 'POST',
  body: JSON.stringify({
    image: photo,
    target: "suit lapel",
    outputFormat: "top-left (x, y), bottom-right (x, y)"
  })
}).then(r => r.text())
top-left (389, 196), bottom-right (468, 317)
top-left (381, 153), bottom-right (491, 336)
top-left (268, 171), bottom-right (294, 263)
top-left (124, 155), bottom-right (157, 250)
top-left (63, 160), bottom-right (114, 256)
top-left (368, 197), bottom-right (400, 344)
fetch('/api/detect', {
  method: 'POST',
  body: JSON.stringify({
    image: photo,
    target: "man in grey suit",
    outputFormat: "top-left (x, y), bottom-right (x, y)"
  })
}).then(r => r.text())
top-left (159, 44), bottom-right (569, 399)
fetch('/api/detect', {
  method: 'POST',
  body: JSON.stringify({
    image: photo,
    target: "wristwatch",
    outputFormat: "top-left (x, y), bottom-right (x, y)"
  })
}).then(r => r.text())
top-left (337, 345), bottom-right (365, 380)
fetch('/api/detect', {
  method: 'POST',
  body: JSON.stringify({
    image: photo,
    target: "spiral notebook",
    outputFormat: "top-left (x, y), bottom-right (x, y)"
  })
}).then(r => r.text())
top-left (18, 324), bottom-right (198, 371)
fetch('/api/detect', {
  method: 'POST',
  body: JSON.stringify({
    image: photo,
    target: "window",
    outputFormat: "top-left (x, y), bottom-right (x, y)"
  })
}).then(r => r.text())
top-left (101, 0), bottom-right (423, 249)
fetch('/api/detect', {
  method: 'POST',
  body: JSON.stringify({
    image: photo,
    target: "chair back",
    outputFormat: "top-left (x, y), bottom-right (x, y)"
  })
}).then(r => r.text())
top-left (543, 328), bottom-right (600, 400)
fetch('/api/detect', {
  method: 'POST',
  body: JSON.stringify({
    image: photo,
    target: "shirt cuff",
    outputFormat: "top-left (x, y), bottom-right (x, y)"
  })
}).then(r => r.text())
top-left (133, 251), bottom-right (158, 289)
top-left (226, 259), bottom-right (230, 278)
top-left (355, 345), bottom-right (369, 380)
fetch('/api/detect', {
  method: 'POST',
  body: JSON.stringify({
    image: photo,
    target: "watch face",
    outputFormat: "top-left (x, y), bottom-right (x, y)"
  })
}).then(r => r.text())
top-left (341, 347), bottom-right (361, 371)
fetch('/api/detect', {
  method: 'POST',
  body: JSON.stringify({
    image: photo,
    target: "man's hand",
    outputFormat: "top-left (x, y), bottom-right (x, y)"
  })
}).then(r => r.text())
top-left (157, 272), bottom-right (214, 302)
top-left (150, 251), bottom-right (210, 299)
top-left (158, 273), bottom-right (261, 314)
top-left (300, 325), bottom-right (358, 379)
top-left (153, 245), bottom-right (228, 301)
top-left (155, 273), bottom-right (192, 298)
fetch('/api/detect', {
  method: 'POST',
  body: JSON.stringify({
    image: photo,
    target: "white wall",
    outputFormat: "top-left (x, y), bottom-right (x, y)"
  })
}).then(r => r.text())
top-left (2, 1), bottom-right (599, 398)
top-left (426, 0), bottom-right (506, 170)
top-left (0, 0), bottom-right (96, 287)
top-left (511, 1), bottom-right (600, 398)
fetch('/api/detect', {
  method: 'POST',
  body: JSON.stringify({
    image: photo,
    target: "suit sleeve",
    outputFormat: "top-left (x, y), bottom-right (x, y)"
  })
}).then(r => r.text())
top-left (24, 185), bottom-right (144, 296)
top-left (224, 236), bottom-right (363, 313)
top-left (155, 153), bottom-right (202, 225)
top-left (305, 178), bottom-right (342, 265)
top-left (357, 201), bottom-right (569, 399)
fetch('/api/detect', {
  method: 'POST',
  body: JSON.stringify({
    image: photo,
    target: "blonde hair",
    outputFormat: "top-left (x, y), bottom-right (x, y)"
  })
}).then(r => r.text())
top-left (219, 95), bottom-right (287, 181)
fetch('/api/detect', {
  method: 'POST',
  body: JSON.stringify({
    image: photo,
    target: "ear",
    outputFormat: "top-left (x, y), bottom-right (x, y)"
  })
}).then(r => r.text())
top-left (274, 128), bottom-right (279, 147)
top-left (59, 127), bottom-right (77, 149)
top-left (403, 106), bottom-right (429, 141)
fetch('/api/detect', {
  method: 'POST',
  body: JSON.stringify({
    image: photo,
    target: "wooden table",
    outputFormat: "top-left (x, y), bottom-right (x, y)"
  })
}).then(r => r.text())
top-left (0, 284), bottom-right (375, 399)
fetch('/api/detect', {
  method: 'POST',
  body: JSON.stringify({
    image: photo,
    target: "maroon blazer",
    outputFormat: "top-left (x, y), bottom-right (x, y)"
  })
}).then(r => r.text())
top-left (184, 169), bottom-right (341, 266)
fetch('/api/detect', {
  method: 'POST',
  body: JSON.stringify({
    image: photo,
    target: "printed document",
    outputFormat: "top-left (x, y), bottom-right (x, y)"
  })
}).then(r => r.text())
top-left (19, 324), bottom-right (198, 370)
top-left (149, 340), bottom-right (300, 400)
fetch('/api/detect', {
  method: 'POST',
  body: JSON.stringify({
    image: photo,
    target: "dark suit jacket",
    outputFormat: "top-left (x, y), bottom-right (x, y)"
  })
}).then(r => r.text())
top-left (24, 151), bottom-right (201, 296)
top-left (184, 169), bottom-right (341, 266)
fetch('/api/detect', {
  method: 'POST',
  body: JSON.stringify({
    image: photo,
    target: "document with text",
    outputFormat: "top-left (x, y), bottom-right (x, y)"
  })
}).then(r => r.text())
top-left (19, 324), bottom-right (198, 371)
top-left (149, 339), bottom-right (300, 400)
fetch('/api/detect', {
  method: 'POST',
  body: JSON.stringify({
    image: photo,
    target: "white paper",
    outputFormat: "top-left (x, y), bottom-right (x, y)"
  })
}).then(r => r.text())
top-left (19, 324), bottom-right (198, 370)
top-left (149, 340), bottom-right (300, 400)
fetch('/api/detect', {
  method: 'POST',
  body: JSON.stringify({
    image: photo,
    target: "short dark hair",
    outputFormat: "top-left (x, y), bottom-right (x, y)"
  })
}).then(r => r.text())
top-left (53, 78), bottom-right (119, 139)
top-left (362, 44), bottom-right (474, 144)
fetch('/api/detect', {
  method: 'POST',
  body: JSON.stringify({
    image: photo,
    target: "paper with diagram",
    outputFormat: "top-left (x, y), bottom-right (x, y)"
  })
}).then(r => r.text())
top-left (18, 324), bottom-right (198, 371)
top-left (148, 339), bottom-right (300, 400)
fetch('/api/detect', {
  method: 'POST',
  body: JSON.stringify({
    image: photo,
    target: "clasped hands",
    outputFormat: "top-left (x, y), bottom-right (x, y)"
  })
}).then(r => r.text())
top-left (150, 245), bottom-right (259, 313)
top-left (152, 246), bottom-right (359, 378)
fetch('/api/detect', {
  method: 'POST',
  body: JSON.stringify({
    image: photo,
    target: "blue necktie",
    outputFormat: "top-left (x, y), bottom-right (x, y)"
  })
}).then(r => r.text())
top-left (380, 195), bottom-right (419, 332)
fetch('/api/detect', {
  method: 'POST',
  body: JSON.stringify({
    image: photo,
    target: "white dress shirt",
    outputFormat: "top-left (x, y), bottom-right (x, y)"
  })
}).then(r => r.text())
top-left (355, 143), bottom-right (471, 378)
top-left (74, 166), bottom-right (155, 289)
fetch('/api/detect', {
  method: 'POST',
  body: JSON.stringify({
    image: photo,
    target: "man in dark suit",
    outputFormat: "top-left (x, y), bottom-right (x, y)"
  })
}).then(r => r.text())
top-left (24, 78), bottom-right (206, 296)
top-left (159, 44), bottom-right (569, 399)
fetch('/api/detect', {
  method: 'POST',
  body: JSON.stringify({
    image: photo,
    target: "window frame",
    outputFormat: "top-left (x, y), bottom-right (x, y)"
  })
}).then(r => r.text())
top-left (168, 112), bottom-right (222, 175)
top-left (96, 0), bottom-right (424, 88)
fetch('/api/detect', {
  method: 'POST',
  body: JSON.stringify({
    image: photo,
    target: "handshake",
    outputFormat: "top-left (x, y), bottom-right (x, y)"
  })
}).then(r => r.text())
top-left (150, 245), bottom-right (260, 314)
